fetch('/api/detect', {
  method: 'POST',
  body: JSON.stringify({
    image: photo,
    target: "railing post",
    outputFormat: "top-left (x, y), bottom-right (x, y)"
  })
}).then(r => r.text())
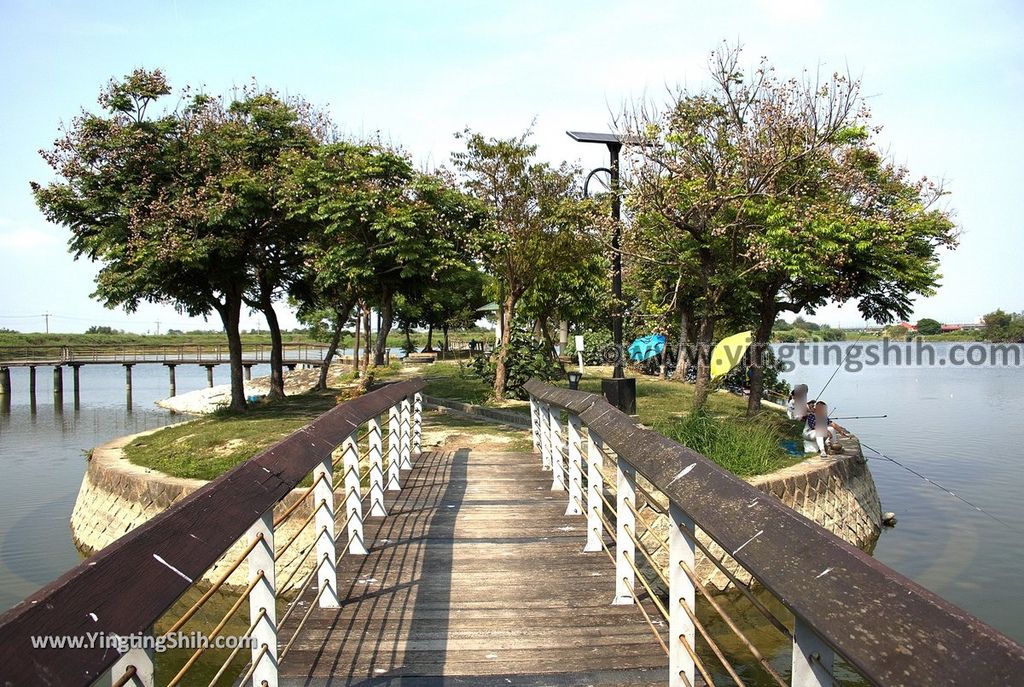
top-left (248, 510), bottom-right (278, 687)
top-left (669, 503), bottom-right (696, 687)
top-left (387, 404), bottom-right (402, 491)
top-left (584, 429), bottom-right (604, 553)
top-left (342, 433), bottom-right (367, 555)
top-left (792, 618), bottom-right (835, 687)
top-left (539, 402), bottom-right (552, 470)
top-left (565, 413), bottom-right (583, 515)
top-left (107, 635), bottom-right (154, 686)
top-left (529, 396), bottom-right (541, 453)
top-left (368, 415), bottom-right (386, 516)
top-left (400, 395), bottom-right (413, 469)
top-left (412, 391), bottom-right (422, 455)
top-left (313, 452), bottom-right (339, 607)
top-left (548, 407), bottom-right (565, 491)
top-left (613, 455), bottom-right (636, 605)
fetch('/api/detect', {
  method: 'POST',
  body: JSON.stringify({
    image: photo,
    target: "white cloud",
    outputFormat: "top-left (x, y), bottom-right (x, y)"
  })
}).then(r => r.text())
top-left (0, 223), bottom-right (61, 250)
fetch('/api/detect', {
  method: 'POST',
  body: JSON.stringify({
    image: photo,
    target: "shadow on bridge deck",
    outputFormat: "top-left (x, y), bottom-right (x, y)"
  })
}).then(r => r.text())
top-left (276, 448), bottom-right (668, 686)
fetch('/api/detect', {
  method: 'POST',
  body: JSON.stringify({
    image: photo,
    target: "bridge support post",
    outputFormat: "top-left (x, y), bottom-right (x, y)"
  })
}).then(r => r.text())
top-left (584, 429), bottom-right (604, 553)
top-left (549, 407), bottom-right (565, 491)
top-left (413, 392), bottom-right (422, 455)
top-left (669, 503), bottom-right (696, 687)
top-left (313, 453), bottom-right (339, 607)
top-left (565, 413), bottom-right (583, 515)
top-left (342, 433), bottom-right (367, 555)
top-left (107, 634), bottom-right (155, 687)
top-left (53, 365), bottom-right (63, 396)
top-left (244, 364), bottom-right (253, 381)
top-left (539, 402), bottom-right (552, 470)
top-left (387, 405), bottom-right (402, 491)
top-left (0, 367), bottom-right (9, 396)
top-left (248, 510), bottom-right (279, 687)
top-left (368, 415), bottom-right (386, 516)
top-left (28, 366), bottom-right (36, 398)
top-left (166, 364), bottom-right (176, 397)
top-left (613, 455), bottom-right (636, 605)
top-left (792, 618), bottom-right (835, 687)
top-left (124, 364), bottom-right (133, 393)
top-left (203, 364), bottom-right (214, 388)
top-left (71, 364), bottom-right (81, 404)
top-left (400, 395), bottom-right (413, 469)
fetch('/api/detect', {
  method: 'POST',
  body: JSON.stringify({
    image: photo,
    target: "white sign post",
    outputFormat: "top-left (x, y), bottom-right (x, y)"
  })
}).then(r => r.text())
top-left (574, 335), bottom-right (585, 373)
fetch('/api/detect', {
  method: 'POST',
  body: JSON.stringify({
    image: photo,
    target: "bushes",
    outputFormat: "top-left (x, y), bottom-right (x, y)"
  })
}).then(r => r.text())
top-left (468, 330), bottom-right (563, 399)
top-left (656, 410), bottom-right (790, 476)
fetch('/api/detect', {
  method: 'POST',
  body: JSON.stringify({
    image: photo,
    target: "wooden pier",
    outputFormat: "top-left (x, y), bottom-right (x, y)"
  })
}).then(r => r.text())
top-left (277, 447), bottom-right (666, 686)
top-left (1, 377), bottom-right (1023, 687)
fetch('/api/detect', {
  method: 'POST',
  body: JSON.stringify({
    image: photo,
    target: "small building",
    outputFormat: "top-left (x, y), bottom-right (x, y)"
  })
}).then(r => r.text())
top-left (940, 324), bottom-right (962, 332)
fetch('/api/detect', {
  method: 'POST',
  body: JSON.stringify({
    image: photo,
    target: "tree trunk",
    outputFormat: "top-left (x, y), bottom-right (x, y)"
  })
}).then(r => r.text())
top-left (673, 308), bottom-right (696, 381)
top-left (425, 323), bottom-right (434, 352)
top-left (353, 306), bottom-right (361, 377)
top-left (362, 306), bottom-right (372, 370)
top-left (746, 305), bottom-right (778, 416)
top-left (692, 316), bottom-right (715, 410)
top-left (318, 303), bottom-right (352, 391)
top-left (261, 299), bottom-right (285, 400)
top-left (442, 324), bottom-right (449, 358)
top-left (373, 288), bottom-right (394, 366)
top-left (215, 291), bottom-right (247, 412)
top-left (404, 323), bottom-right (413, 356)
top-left (493, 294), bottom-right (517, 401)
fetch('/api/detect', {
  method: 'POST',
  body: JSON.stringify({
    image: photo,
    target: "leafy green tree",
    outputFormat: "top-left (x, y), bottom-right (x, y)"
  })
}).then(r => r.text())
top-left (33, 70), bottom-right (255, 409)
top-left (452, 129), bottom-right (600, 400)
top-left (916, 318), bottom-right (942, 335)
top-left (621, 45), bottom-right (956, 412)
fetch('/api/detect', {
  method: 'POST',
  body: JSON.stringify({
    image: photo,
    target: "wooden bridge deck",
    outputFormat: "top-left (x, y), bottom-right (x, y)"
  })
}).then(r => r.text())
top-left (277, 448), bottom-right (668, 686)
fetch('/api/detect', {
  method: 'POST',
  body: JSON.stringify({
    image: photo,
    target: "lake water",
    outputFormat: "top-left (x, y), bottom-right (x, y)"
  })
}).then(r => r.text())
top-left (0, 341), bottom-right (1022, 653)
top-left (775, 340), bottom-right (1024, 641)
top-left (0, 361), bottom-right (271, 611)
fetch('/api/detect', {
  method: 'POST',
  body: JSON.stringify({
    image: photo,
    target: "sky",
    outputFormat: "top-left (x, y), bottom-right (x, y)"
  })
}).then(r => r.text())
top-left (1, 0), bottom-right (1022, 334)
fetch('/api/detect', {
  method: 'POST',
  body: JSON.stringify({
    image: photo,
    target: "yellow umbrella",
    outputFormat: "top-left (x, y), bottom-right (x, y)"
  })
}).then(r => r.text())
top-left (710, 330), bottom-right (753, 380)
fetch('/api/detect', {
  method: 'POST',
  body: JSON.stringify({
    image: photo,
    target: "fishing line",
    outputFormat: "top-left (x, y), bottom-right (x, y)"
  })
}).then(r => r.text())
top-left (860, 440), bottom-right (1016, 531)
top-left (831, 414), bottom-right (887, 420)
top-left (813, 329), bottom-right (869, 401)
top-left (801, 332), bottom-right (1014, 530)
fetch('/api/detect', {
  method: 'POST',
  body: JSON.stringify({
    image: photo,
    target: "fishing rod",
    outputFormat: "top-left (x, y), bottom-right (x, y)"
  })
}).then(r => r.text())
top-left (831, 414), bottom-right (888, 420)
top-left (860, 440), bottom-right (1017, 531)
top-left (803, 336), bottom-right (1015, 530)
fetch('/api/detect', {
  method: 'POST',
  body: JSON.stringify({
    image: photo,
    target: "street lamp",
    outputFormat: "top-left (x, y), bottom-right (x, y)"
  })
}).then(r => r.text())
top-left (567, 130), bottom-right (641, 414)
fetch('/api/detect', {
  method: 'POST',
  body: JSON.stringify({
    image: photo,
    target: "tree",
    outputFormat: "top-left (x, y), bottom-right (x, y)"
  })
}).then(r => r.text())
top-left (452, 129), bottom-right (599, 400)
top-left (917, 318), bottom-right (942, 335)
top-left (620, 45), bottom-right (957, 412)
top-left (33, 70), bottom-right (255, 410)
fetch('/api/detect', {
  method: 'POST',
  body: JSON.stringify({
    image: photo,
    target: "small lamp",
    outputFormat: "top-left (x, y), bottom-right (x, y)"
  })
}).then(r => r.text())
top-left (567, 370), bottom-right (583, 390)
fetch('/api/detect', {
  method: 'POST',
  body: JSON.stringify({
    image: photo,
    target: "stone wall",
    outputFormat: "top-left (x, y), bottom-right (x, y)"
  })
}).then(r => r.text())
top-left (70, 428), bottom-right (323, 592)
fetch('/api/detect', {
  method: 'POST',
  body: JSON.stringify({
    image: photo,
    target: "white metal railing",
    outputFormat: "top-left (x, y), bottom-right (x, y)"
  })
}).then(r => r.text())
top-left (525, 380), bottom-right (1024, 687)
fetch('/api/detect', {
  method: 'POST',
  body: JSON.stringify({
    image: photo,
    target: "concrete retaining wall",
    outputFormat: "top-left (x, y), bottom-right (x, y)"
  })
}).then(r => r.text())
top-left (70, 428), bottom-right (323, 592)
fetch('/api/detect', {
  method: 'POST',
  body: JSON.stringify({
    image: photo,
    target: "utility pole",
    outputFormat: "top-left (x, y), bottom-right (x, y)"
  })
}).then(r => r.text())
top-left (155, 320), bottom-right (161, 336)
top-left (42, 313), bottom-right (51, 334)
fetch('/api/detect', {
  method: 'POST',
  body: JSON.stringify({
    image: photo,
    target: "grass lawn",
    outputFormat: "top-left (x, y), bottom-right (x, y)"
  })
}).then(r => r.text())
top-left (125, 360), bottom-right (802, 482)
top-left (124, 391), bottom-right (340, 480)
top-left (422, 361), bottom-right (801, 477)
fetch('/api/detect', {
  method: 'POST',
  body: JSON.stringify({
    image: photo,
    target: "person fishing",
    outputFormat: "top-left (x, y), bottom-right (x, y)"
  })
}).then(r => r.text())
top-left (804, 401), bottom-right (850, 457)
top-left (787, 384), bottom-right (810, 420)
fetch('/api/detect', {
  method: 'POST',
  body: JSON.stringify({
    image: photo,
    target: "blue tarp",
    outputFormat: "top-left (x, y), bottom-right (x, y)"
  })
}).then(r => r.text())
top-left (628, 334), bottom-right (666, 361)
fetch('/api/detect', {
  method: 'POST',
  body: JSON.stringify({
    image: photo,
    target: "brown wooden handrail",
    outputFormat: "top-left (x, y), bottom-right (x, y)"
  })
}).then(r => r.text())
top-left (0, 377), bottom-right (426, 686)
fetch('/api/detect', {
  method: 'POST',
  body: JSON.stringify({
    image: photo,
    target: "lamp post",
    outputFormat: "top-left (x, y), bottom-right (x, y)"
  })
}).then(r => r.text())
top-left (567, 131), bottom-right (639, 414)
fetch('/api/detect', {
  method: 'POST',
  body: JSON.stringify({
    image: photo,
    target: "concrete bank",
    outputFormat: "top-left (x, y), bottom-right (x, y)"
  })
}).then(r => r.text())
top-left (70, 427), bottom-right (323, 592)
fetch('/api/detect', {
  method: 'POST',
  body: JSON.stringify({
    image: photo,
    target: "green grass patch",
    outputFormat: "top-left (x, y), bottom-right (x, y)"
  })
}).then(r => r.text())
top-left (124, 391), bottom-right (339, 480)
top-left (654, 411), bottom-right (798, 477)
